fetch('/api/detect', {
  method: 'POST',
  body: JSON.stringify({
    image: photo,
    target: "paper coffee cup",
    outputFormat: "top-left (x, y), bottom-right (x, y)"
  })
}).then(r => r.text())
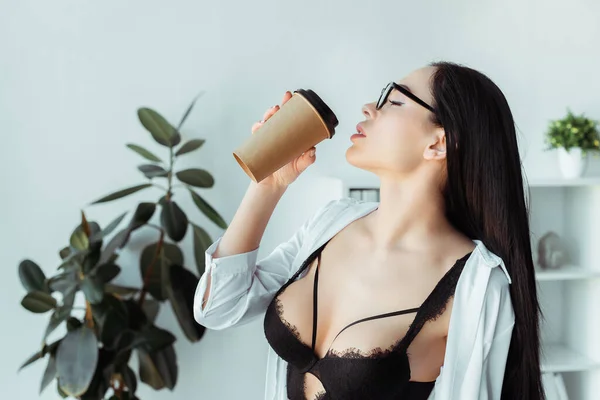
top-left (233, 89), bottom-right (338, 183)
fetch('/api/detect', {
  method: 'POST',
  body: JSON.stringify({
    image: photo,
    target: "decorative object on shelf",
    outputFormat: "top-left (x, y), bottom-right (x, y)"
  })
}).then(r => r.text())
top-left (16, 93), bottom-right (228, 399)
top-left (537, 231), bottom-right (568, 270)
top-left (348, 188), bottom-right (380, 202)
top-left (544, 109), bottom-right (600, 178)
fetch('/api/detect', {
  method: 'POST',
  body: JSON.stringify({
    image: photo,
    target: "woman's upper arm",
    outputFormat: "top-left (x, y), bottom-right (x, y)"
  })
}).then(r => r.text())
top-left (193, 198), bottom-right (342, 329)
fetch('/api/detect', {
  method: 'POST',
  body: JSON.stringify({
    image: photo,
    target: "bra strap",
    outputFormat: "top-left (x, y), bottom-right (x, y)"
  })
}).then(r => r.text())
top-left (311, 251), bottom-right (322, 350)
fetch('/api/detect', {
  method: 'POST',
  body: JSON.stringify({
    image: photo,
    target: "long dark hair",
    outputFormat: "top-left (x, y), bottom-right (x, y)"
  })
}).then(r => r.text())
top-left (429, 61), bottom-right (544, 400)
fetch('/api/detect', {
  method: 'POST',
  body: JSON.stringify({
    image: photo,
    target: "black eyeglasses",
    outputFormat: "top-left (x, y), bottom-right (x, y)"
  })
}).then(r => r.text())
top-left (376, 82), bottom-right (435, 113)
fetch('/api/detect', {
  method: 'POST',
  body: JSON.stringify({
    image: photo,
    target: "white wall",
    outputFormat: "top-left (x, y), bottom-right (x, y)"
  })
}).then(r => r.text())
top-left (2, 0), bottom-right (600, 399)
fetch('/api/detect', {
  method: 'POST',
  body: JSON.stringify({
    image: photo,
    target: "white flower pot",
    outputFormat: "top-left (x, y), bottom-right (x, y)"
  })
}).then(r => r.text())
top-left (557, 147), bottom-right (587, 178)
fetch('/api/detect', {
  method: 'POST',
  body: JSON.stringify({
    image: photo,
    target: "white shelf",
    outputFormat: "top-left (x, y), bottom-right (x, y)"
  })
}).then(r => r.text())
top-left (542, 343), bottom-right (600, 373)
top-left (535, 266), bottom-right (600, 281)
top-left (528, 177), bottom-right (600, 187)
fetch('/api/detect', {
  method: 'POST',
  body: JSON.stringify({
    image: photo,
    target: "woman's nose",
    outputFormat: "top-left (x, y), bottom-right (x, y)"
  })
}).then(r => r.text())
top-left (362, 102), bottom-right (375, 119)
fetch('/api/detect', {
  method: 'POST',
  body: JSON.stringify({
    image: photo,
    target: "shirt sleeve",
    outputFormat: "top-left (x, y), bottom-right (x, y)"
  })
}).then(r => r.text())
top-left (478, 269), bottom-right (514, 400)
top-left (193, 198), bottom-right (340, 330)
top-left (429, 264), bottom-right (515, 400)
top-left (479, 322), bottom-right (514, 399)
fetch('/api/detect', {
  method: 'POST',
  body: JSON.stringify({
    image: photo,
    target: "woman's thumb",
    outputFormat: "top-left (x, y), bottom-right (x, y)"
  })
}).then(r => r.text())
top-left (297, 148), bottom-right (316, 173)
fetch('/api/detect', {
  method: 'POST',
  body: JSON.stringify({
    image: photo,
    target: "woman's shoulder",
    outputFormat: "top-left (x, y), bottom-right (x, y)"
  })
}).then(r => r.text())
top-left (306, 197), bottom-right (378, 231)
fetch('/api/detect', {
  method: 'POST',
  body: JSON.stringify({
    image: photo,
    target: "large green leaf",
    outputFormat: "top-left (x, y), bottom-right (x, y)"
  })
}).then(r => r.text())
top-left (91, 294), bottom-right (128, 333)
top-left (104, 283), bottom-right (139, 297)
top-left (92, 263), bottom-right (121, 283)
top-left (19, 260), bottom-right (48, 293)
top-left (121, 364), bottom-right (138, 394)
top-left (126, 143), bottom-right (163, 163)
top-left (43, 306), bottom-right (72, 341)
top-left (129, 202), bottom-right (156, 230)
top-left (70, 226), bottom-right (89, 252)
top-left (98, 229), bottom-right (130, 265)
top-left (21, 291), bottom-right (57, 313)
top-left (175, 139), bottom-right (205, 156)
top-left (137, 108), bottom-right (181, 148)
top-left (133, 325), bottom-right (176, 353)
top-left (56, 381), bottom-right (68, 398)
top-left (59, 247), bottom-right (71, 260)
top-left (191, 223), bottom-right (212, 276)
top-left (188, 188), bottom-right (228, 229)
top-left (142, 299), bottom-right (160, 323)
top-left (165, 265), bottom-right (205, 342)
top-left (89, 212), bottom-right (127, 243)
top-left (62, 287), bottom-right (76, 309)
top-left (56, 326), bottom-right (99, 396)
top-left (81, 277), bottom-right (104, 304)
top-left (138, 164), bottom-right (169, 179)
top-left (124, 299), bottom-right (149, 331)
top-left (79, 348), bottom-right (113, 400)
top-left (175, 169), bottom-right (214, 188)
top-left (140, 242), bottom-right (183, 301)
top-left (97, 204), bottom-right (156, 265)
top-left (66, 317), bottom-right (82, 331)
top-left (19, 349), bottom-right (43, 371)
top-left (176, 91), bottom-right (204, 130)
top-left (91, 184), bottom-right (152, 204)
top-left (47, 269), bottom-right (78, 294)
top-left (40, 354), bottom-right (57, 394)
top-left (92, 296), bottom-right (131, 351)
top-left (137, 349), bottom-right (164, 390)
top-left (98, 308), bottom-right (129, 348)
top-left (137, 345), bottom-right (177, 390)
top-left (160, 201), bottom-right (188, 242)
top-left (18, 340), bottom-right (60, 371)
top-left (57, 248), bottom-right (87, 270)
top-left (82, 248), bottom-right (101, 274)
top-left (86, 221), bottom-right (102, 253)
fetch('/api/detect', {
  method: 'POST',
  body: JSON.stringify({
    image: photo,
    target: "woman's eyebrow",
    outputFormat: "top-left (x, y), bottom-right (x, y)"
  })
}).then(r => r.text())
top-left (397, 83), bottom-right (413, 93)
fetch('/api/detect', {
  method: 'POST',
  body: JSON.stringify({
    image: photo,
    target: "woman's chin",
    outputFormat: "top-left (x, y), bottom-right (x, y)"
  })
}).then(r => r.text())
top-left (345, 146), bottom-right (367, 169)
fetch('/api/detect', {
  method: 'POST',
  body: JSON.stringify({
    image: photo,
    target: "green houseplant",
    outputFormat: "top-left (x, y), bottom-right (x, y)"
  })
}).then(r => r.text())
top-left (16, 94), bottom-right (227, 399)
top-left (544, 109), bottom-right (600, 178)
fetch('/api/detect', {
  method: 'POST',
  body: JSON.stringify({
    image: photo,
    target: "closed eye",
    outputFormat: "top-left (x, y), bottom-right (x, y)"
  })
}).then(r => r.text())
top-left (389, 100), bottom-right (404, 106)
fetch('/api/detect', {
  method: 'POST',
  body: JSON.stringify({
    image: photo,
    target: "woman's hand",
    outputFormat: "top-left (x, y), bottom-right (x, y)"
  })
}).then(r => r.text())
top-left (250, 91), bottom-right (317, 189)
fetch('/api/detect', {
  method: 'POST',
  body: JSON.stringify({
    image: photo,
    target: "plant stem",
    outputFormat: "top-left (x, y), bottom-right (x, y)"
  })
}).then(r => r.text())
top-left (167, 147), bottom-right (174, 201)
top-left (84, 301), bottom-right (94, 329)
top-left (138, 229), bottom-right (165, 307)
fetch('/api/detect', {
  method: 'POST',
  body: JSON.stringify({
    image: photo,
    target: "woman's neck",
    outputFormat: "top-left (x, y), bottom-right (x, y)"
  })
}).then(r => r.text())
top-left (365, 173), bottom-right (454, 253)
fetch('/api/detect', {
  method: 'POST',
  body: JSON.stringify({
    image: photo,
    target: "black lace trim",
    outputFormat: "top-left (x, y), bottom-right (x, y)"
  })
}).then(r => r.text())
top-left (274, 297), bottom-right (303, 341)
top-left (274, 253), bottom-right (468, 364)
top-left (325, 340), bottom-right (400, 359)
top-left (302, 373), bottom-right (327, 400)
top-left (397, 254), bottom-right (468, 349)
top-left (314, 390), bottom-right (326, 400)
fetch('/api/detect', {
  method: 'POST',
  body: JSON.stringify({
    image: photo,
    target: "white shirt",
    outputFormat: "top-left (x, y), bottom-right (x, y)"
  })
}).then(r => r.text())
top-left (194, 197), bottom-right (515, 400)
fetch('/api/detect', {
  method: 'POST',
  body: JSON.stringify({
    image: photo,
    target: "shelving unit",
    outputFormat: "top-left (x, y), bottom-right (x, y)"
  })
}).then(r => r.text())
top-left (535, 266), bottom-right (600, 282)
top-left (542, 344), bottom-right (600, 373)
top-left (342, 176), bottom-right (600, 399)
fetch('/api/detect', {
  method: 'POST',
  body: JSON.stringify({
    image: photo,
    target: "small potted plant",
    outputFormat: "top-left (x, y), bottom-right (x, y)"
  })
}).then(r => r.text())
top-left (544, 109), bottom-right (600, 178)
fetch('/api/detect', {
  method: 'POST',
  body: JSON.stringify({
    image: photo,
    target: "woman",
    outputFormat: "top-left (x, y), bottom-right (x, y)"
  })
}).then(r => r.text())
top-left (194, 61), bottom-right (544, 400)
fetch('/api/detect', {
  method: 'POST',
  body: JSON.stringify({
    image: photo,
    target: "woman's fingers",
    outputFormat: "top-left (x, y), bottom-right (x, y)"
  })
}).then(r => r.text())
top-left (281, 91), bottom-right (292, 106)
top-left (251, 121), bottom-right (262, 134)
top-left (251, 91), bottom-right (291, 134)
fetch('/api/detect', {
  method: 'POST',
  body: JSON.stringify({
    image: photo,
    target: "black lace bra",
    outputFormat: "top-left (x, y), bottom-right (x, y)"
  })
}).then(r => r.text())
top-left (263, 239), bottom-right (471, 400)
